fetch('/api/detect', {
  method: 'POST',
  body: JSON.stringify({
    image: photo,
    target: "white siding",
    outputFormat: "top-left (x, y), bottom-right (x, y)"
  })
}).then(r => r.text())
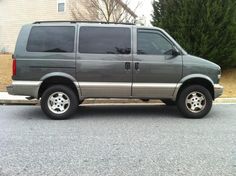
top-left (0, 0), bottom-right (97, 52)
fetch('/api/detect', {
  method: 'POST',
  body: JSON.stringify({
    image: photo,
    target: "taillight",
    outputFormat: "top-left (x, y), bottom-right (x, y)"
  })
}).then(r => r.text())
top-left (12, 56), bottom-right (16, 76)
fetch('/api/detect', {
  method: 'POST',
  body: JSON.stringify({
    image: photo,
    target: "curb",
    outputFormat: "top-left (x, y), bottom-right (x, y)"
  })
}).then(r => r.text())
top-left (214, 98), bottom-right (236, 104)
top-left (0, 92), bottom-right (38, 105)
top-left (0, 99), bottom-right (38, 105)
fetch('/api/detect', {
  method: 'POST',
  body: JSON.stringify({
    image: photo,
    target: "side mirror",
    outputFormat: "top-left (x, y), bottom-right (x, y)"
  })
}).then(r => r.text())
top-left (165, 47), bottom-right (181, 60)
top-left (171, 47), bottom-right (180, 57)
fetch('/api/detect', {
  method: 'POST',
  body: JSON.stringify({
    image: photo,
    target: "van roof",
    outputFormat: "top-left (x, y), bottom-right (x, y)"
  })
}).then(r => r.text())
top-left (33, 21), bottom-right (135, 26)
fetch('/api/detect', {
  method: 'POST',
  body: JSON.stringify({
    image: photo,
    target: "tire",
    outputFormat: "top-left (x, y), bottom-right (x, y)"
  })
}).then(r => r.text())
top-left (161, 99), bottom-right (176, 106)
top-left (41, 85), bottom-right (78, 120)
top-left (177, 85), bottom-right (212, 118)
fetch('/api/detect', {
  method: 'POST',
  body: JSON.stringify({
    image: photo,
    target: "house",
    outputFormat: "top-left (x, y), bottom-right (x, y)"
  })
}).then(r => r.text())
top-left (0, 0), bottom-right (137, 53)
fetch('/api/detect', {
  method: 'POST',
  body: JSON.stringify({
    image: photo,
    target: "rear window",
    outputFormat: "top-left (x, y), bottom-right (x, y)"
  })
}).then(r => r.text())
top-left (79, 27), bottom-right (131, 54)
top-left (27, 26), bottom-right (75, 52)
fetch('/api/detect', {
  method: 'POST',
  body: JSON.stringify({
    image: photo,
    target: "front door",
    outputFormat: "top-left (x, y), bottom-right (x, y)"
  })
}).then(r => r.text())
top-left (76, 25), bottom-right (133, 98)
top-left (132, 29), bottom-right (183, 98)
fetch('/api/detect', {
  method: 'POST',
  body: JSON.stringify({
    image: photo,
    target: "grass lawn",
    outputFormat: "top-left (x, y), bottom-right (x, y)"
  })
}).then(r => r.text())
top-left (221, 69), bottom-right (236, 98)
top-left (0, 55), bottom-right (12, 92)
top-left (0, 54), bottom-right (236, 97)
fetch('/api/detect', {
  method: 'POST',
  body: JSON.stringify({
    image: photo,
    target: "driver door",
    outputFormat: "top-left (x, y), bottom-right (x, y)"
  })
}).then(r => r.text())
top-left (132, 29), bottom-right (183, 98)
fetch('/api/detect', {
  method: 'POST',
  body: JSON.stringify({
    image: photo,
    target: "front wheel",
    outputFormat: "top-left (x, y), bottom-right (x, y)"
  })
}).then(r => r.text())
top-left (177, 85), bottom-right (212, 118)
top-left (41, 85), bottom-right (78, 120)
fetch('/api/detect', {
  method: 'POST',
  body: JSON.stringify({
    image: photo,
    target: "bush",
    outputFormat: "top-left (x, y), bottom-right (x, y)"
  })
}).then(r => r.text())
top-left (152, 0), bottom-right (236, 68)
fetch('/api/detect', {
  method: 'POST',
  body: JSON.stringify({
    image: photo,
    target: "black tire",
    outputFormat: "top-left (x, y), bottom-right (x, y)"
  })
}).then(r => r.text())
top-left (161, 99), bottom-right (176, 106)
top-left (41, 85), bottom-right (78, 120)
top-left (177, 85), bottom-right (212, 118)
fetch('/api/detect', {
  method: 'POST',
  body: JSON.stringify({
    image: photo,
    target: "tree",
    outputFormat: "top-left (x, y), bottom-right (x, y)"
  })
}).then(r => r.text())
top-left (70, 0), bottom-right (98, 21)
top-left (152, 0), bottom-right (236, 68)
top-left (70, 0), bottom-right (140, 23)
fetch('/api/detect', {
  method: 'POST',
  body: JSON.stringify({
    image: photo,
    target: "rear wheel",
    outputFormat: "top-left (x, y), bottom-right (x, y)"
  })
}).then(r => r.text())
top-left (177, 85), bottom-right (212, 118)
top-left (41, 85), bottom-right (78, 120)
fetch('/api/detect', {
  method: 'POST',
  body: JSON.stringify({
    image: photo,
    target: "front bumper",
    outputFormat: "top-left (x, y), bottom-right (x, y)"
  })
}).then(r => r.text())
top-left (7, 81), bottom-right (42, 98)
top-left (214, 84), bottom-right (223, 99)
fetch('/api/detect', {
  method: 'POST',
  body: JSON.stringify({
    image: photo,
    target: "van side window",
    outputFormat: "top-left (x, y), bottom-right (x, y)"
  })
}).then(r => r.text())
top-left (79, 27), bottom-right (131, 54)
top-left (137, 30), bottom-right (173, 55)
top-left (27, 26), bottom-right (75, 52)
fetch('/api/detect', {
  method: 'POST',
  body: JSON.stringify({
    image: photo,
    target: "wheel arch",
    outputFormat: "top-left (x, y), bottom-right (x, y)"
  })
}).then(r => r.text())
top-left (38, 73), bottom-right (81, 100)
top-left (174, 74), bottom-right (215, 101)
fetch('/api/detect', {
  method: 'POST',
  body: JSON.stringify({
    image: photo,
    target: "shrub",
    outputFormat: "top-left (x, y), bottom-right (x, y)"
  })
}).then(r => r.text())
top-left (152, 0), bottom-right (236, 68)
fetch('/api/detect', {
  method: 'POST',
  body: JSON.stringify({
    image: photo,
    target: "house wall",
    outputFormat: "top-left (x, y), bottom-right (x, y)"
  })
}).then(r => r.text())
top-left (0, 0), bottom-right (97, 53)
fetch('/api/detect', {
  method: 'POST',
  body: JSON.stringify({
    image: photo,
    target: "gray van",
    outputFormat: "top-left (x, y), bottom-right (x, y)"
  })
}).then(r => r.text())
top-left (7, 21), bottom-right (223, 119)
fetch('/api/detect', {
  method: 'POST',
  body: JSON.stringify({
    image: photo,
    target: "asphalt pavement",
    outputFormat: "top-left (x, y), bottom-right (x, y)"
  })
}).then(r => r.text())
top-left (0, 104), bottom-right (236, 176)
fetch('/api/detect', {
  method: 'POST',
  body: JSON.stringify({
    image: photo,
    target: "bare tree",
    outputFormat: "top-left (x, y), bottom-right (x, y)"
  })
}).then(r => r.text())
top-left (112, 0), bottom-right (142, 23)
top-left (70, 0), bottom-right (98, 21)
top-left (70, 0), bottom-right (141, 23)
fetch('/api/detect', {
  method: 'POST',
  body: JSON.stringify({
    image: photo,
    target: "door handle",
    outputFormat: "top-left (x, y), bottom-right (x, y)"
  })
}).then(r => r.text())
top-left (135, 62), bottom-right (139, 71)
top-left (125, 62), bottom-right (131, 70)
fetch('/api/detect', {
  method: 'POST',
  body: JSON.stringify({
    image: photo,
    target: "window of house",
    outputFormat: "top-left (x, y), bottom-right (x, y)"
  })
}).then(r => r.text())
top-left (27, 26), bottom-right (75, 52)
top-left (137, 30), bottom-right (173, 55)
top-left (57, 0), bottom-right (65, 12)
top-left (79, 27), bottom-right (131, 54)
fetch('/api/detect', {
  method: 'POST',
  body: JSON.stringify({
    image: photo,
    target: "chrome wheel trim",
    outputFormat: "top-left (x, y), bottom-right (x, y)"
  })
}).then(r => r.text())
top-left (185, 91), bottom-right (206, 113)
top-left (47, 92), bottom-right (70, 114)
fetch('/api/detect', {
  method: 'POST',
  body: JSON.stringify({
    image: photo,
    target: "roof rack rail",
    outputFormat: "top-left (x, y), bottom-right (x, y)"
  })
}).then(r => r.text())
top-left (33, 21), bottom-right (135, 25)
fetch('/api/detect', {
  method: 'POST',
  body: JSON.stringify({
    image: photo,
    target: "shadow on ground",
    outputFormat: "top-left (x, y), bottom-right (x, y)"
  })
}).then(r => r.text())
top-left (20, 104), bottom-right (184, 120)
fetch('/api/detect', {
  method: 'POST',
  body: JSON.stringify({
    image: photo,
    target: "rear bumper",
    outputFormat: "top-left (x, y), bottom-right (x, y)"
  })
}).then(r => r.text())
top-left (214, 84), bottom-right (223, 99)
top-left (6, 85), bottom-right (14, 95)
top-left (7, 81), bottom-right (42, 98)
